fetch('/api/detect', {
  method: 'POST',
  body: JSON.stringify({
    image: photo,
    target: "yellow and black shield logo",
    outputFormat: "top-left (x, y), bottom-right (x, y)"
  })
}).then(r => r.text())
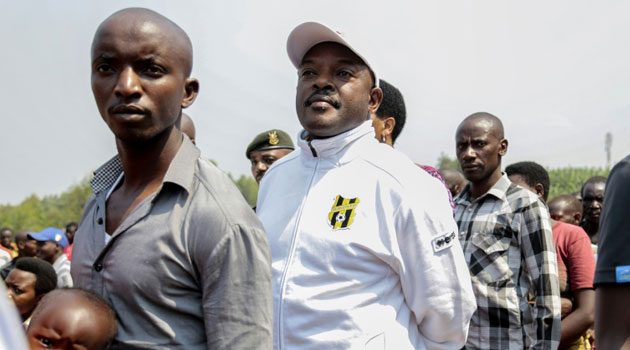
top-left (328, 195), bottom-right (360, 230)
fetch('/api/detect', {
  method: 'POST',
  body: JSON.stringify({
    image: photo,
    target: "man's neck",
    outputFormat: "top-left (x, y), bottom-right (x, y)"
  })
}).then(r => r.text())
top-left (469, 168), bottom-right (503, 200)
top-left (51, 251), bottom-right (64, 264)
top-left (582, 220), bottom-right (599, 243)
top-left (115, 126), bottom-right (183, 190)
top-left (305, 118), bottom-right (369, 140)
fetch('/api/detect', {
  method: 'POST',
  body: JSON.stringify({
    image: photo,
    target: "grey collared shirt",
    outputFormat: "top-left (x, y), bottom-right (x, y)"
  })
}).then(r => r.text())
top-left (71, 137), bottom-right (273, 350)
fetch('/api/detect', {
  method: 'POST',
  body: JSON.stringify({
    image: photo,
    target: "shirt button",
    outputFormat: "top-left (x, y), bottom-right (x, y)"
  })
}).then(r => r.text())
top-left (97, 218), bottom-right (104, 225)
top-left (94, 263), bottom-right (103, 272)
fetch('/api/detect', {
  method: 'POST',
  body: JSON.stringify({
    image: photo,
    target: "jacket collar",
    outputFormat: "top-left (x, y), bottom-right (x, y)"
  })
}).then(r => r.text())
top-left (90, 135), bottom-right (199, 196)
top-left (297, 120), bottom-right (375, 160)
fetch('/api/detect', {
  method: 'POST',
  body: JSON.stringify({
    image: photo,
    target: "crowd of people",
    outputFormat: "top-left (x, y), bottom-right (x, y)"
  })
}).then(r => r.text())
top-left (1, 7), bottom-right (629, 350)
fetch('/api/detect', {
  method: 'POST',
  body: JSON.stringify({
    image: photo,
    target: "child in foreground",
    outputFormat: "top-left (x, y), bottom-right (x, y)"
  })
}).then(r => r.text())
top-left (27, 288), bottom-right (117, 350)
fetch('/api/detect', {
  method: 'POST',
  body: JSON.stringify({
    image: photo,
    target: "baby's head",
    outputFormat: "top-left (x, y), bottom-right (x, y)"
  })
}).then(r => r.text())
top-left (27, 288), bottom-right (117, 350)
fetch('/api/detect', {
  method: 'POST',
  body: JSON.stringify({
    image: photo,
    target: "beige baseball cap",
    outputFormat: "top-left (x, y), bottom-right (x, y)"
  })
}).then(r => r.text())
top-left (286, 22), bottom-right (378, 87)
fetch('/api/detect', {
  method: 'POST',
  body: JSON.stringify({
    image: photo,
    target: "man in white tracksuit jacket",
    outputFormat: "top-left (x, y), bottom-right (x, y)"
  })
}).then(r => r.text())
top-left (257, 22), bottom-right (476, 350)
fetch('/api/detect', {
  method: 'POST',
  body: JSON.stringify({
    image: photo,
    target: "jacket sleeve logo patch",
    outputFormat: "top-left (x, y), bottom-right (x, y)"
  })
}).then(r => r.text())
top-left (432, 232), bottom-right (456, 253)
top-left (328, 195), bottom-right (360, 230)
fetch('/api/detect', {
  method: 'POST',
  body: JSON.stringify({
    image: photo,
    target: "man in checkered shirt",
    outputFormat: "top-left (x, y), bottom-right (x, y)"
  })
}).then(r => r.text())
top-left (453, 112), bottom-right (561, 349)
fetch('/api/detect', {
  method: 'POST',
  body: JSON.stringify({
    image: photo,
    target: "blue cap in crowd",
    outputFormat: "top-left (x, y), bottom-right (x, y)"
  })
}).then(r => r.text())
top-left (28, 227), bottom-right (69, 248)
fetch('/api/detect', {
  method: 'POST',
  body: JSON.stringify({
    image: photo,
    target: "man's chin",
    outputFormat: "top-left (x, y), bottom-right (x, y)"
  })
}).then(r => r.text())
top-left (110, 126), bottom-right (165, 144)
top-left (299, 115), bottom-right (338, 138)
top-left (461, 169), bottom-right (482, 182)
top-left (585, 215), bottom-right (600, 223)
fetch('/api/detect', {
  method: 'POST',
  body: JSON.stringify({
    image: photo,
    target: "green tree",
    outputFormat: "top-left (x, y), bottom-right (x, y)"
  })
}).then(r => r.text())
top-left (0, 176), bottom-right (92, 231)
top-left (548, 167), bottom-right (610, 200)
top-left (8, 194), bottom-right (45, 231)
top-left (0, 163), bottom-right (613, 231)
top-left (212, 159), bottom-right (258, 207)
top-left (230, 174), bottom-right (258, 207)
top-left (436, 152), bottom-right (461, 171)
top-left (0, 162), bottom-right (265, 231)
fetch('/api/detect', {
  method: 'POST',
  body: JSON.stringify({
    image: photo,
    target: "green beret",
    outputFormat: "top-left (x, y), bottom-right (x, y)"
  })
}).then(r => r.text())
top-left (246, 129), bottom-right (295, 159)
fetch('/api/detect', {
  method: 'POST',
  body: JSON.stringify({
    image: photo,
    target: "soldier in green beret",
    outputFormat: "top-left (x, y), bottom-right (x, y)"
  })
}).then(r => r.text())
top-left (246, 130), bottom-right (294, 184)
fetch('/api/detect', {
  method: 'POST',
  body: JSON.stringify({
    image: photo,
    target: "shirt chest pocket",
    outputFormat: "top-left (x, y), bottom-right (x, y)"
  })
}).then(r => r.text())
top-left (469, 232), bottom-right (512, 285)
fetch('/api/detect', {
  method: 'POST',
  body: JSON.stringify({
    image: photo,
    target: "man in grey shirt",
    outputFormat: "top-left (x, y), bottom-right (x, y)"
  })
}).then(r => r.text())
top-left (71, 8), bottom-right (272, 350)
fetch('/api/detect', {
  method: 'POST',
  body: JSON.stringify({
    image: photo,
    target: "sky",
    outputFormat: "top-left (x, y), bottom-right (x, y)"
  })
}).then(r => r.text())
top-left (1, 1), bottom-right (629, 205)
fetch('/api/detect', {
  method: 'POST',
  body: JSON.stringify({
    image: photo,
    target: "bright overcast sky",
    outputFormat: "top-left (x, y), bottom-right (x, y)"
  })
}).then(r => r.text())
top-left (1, 1), bottom-right (628, 205)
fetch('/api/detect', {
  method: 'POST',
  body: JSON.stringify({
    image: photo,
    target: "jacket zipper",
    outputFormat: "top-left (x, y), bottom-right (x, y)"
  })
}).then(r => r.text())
top-left (277, 150), bottom-right (319, 350)
top-left (308, 139), bottom-right (318, 157)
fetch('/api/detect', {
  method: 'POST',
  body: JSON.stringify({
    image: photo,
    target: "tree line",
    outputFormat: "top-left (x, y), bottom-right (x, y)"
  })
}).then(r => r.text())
top-left (0, 162), bottom-right (259, 232)
top-left (0, 155), bottom-right (609, 232)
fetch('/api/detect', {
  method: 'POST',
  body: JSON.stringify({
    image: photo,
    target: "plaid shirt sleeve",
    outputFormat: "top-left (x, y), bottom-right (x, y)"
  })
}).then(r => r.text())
top-left (519, 199), bottom-right (561, 349)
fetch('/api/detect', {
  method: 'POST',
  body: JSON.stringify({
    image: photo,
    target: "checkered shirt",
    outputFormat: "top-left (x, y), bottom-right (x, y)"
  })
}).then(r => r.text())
top-left (454, 174), bottom-right (560, 350)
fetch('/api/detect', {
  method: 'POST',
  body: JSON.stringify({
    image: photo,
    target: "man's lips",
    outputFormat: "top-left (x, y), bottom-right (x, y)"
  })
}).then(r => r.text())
top-left (586, 210), bottom-right (601, 217)
top-left (109, 104), bottom-right (148, 118)
top-left (462, 163), bottom-right (481, 171)
top-left (305, 93), bottom-right (339, 109)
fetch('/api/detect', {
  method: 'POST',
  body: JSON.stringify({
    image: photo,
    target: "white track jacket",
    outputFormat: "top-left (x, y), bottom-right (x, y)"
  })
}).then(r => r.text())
top-left (257, 121), bottom-right (476, 350)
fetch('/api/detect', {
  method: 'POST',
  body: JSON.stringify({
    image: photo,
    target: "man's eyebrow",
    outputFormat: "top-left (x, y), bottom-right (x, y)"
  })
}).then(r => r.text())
top-left (300, 59), bottom-right (314, 66)
top-left (138, 55), bottom-right (160, 63)
top-left (93, 52), bottom-right (114, 61)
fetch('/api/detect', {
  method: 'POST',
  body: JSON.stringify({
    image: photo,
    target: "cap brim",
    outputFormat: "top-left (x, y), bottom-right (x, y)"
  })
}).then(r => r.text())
top-left (27, 232), bottom-right (48, 242)
top-left (286, 22), bottom-right (377, 86)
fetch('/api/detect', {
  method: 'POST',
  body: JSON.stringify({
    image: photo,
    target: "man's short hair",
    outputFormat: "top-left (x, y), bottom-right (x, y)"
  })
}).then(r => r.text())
top-left (375, 79), bottom-right (406, 144)
top-left (66, 222), bottom-right (78, 231)
top-left (580, 176), bottom-right (607, 196)
top-left (505, 161), bottom-right (550, 201)
top-left (14, 257), bottom-right (57, 296)
top-left (549, 194), bottom-right (582, 214)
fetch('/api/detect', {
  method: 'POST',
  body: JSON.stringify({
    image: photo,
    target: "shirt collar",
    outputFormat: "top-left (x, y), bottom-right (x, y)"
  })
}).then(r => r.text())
top-left (90, 156), bottom-right (123, 194)
top-left (162, 135), bottom-right (199, 195)
top-left (90, 135), bottom-right (199, 196)
top-left (297, 120), bottom-right (375, 159)
top-left (52, 253), bottom-right (68, 268)
top-left (455, 172), bottom-right (511, 204)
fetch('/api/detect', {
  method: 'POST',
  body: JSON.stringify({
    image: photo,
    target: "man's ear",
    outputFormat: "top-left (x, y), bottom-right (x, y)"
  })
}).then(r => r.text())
top-left (453, 184), bottom-right (462, 196)
top-left (498, 138), bottom-right (508, 156)
top-left (535, 183), bottom-right (545, 200)
top-left (182, 78), bottom-right (200, 108)
top-left (368, 87), bottom-right (383, 114)
top-left (573, 212), bottom-right (582, 225)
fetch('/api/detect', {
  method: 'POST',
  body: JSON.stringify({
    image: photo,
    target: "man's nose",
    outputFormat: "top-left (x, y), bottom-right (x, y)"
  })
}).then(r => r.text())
top-left (114, 66), bottom-right (142, 98)
top-left (255, 161), bottom-right (268, 172)
top-left (462, 145), bottom-right (476, 160)
top-left (313, 73), bottom-right (334, 91)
